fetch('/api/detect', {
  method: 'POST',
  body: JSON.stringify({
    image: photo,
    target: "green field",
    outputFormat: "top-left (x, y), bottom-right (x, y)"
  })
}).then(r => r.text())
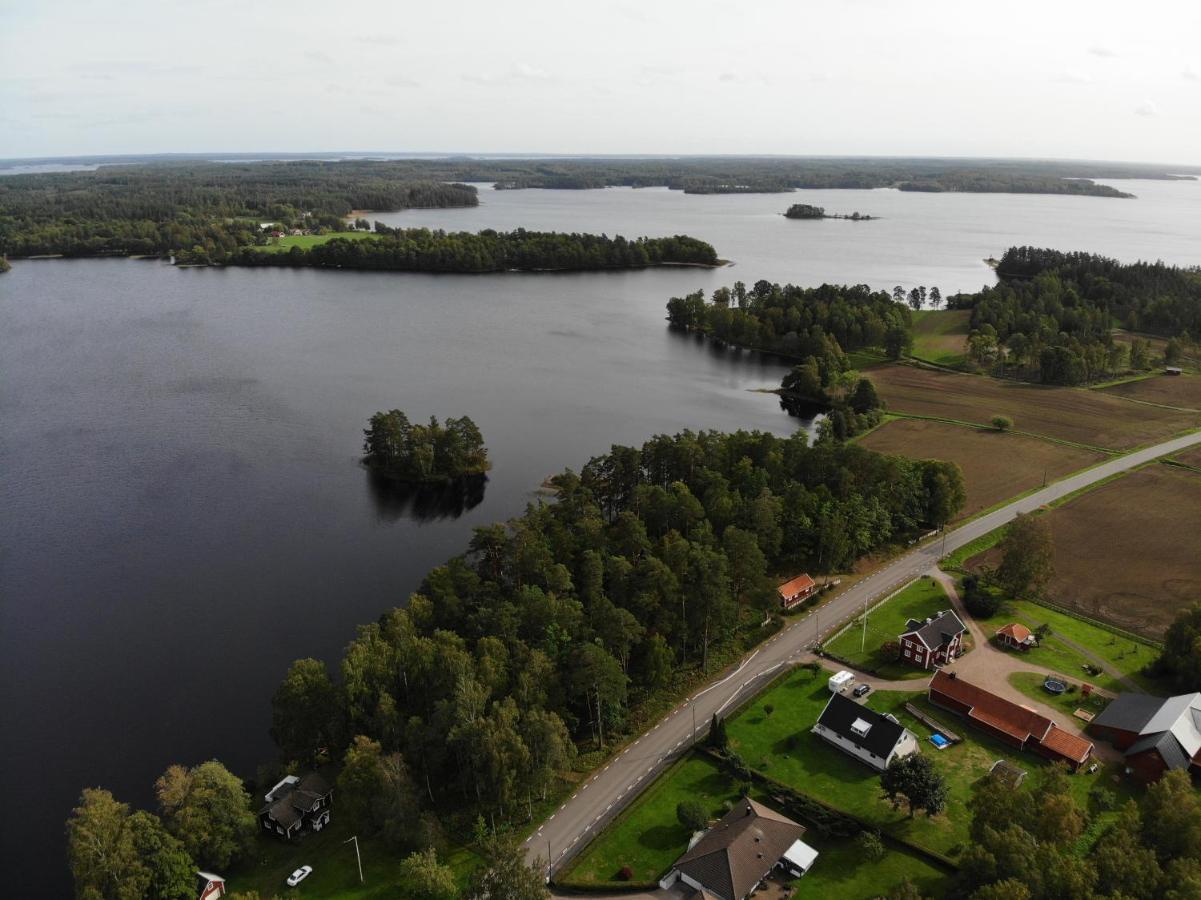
top-left (969, 594), bottom-right (1160, 692)
top-left (225, 818), bottom-right (480, 899)
top-left (791, 834), bottom-right (948, 900)
top-left (909, 309), bottom-right (970, 366)
top-left (557, 753), bottom-right (744, 887)
top-left (823, 577), bottom-right (956, 680)
top-left (1007, 671), bottom-right (1112, 720)
top-left (724, 667), bottom-right (1132, 858)
top-left (252, 231), bottom-right (378, 253)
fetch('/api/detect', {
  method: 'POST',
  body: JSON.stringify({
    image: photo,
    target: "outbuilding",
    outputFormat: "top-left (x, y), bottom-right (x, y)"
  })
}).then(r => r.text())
top-left (996, 623), bottom-right (1037, 651)
top-left (778, 574), bottom-right (817, 611)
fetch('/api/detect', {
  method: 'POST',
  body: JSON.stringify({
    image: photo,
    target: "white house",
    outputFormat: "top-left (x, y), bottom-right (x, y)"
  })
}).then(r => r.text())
top-left (812, 692), bottom-right (919, 771)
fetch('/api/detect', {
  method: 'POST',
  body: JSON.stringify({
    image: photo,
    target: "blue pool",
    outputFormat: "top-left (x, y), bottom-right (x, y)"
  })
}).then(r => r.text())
top-left (930, 734), bottom-right (950, 749)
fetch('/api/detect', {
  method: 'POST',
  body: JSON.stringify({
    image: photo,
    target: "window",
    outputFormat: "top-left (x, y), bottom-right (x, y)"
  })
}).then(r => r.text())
top-left (851, 718), bottom-right (872, 738)
top-left (904, 649), bottom-right (911, 658)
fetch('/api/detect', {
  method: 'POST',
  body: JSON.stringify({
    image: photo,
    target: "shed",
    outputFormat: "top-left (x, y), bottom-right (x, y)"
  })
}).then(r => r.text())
top-left (780, 838), bottom-right (820, 877)
top-left (988, 758), bottom-right (1028, 787)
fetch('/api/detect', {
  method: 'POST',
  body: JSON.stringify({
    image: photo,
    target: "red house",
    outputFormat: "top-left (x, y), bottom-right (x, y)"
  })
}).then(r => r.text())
top-left (898, 610), bottom-right (965, 669)
top-left (996, 623), bottom-right (1036, 651)
top-left (928, 670), bottom-right (1093, 770)
top-left (197, 871), bottom-right (226, 900)
top-left (1089, 692), bottom-right (1201, 783)
top-left (777, 574), bottom-right (817, 611)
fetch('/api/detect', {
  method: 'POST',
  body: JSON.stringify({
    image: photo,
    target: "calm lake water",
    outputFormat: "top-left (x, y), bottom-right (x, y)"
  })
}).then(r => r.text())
top-left (2, 179), bottom-right (1200, 895)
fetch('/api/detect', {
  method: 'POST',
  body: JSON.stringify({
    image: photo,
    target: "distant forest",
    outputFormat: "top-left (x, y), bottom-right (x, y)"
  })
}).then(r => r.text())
top-left (949, 246), bottom-right (1201, 384)
top-left (0, 162), bottom-right (479, 259)
top-left (234, 228), bottom-right (718, 273)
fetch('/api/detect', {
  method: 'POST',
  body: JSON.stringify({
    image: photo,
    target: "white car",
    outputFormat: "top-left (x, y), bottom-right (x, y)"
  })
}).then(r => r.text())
top-left (286, 866), bottom-right (313, 887)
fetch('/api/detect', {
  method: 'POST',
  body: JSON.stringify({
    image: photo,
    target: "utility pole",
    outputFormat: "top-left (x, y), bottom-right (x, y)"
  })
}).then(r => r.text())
top-left (941, 527), bottom-right (947, 557)
top-left (691, 704), bottom-right (696, 742)
top-left (547, 839), bottom-right (553, 880)
top-left (861, 596), bottom-right (869, 652)
top-left (344, 835), bottom-right (363, 884)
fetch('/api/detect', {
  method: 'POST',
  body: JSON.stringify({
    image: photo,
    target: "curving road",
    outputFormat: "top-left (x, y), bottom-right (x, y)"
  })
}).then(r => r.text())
top-left (529, 429), bottom-right (1201, 882)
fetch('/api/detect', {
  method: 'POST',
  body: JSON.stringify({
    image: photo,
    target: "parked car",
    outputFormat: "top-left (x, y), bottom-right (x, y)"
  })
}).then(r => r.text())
top-left (286, 866), bottom-right (313, 887)
top-left (852, 683), bottom-right (871, 698)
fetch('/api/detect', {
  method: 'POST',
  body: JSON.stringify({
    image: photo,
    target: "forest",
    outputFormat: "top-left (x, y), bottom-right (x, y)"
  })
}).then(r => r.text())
top-left (949, 246), bottom-right (1201, 384)
top-left (0, 161), bottom-right (478, 259)
top-left (268, 429), bottom-right (964, 849)
top-left (233, 227), bottom-right (718, 273)
top-left (363, 411), bottom-right (490, 483)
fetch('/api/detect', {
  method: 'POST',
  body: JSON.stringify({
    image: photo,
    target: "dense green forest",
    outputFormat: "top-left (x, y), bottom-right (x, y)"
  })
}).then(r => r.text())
top-left (270, 429), bottom-right (964, 837)
top-left (949, 246), bottom-right (1201, 384)
top-left (666, 280), bottom-right (911, 360)
top-left (363, 411), bottom-right (490, 482)
top-left (233, 227), bottom-right (718, 272)
top-left (0, 162), bottom-right (478, 259)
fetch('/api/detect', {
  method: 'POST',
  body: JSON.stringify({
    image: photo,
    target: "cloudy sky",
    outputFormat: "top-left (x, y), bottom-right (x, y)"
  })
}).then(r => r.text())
top-left (2, 0), bottom-right (1198, 163)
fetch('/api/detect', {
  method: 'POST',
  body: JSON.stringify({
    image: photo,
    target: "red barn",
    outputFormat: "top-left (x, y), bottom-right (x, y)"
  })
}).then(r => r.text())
top-left (196, 871), bottom-right (226, 900)
top-left (777, 574), bottom-right (817, 611)
top-left (928, 670), bottom-right (1093, 770)
top-left (898, 610), bottom-right (965, 669)
top-left (1089, 692), bottom-right (1201, 783)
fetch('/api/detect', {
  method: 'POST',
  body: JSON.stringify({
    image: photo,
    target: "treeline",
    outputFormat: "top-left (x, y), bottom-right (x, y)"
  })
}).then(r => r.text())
top-left (0, 161), bottom-right (478, 259)
top-left (666, 280), bottom-right (912, 360)
top-left (949, 246), bottom-right (1201, 384)
top-left (234, 228), bottom-right (719, 273)
top-left (363, 411), bottom-right (490, 482)
top-left (270, 429), bottom-right (965, 832)
top-left (957, 764), bottom-right (1201, 900)
top-left (443, 156), bottom-right (1187, 197)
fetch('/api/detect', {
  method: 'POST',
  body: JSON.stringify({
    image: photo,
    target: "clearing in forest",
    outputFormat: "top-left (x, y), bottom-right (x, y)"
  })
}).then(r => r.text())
top-left (909, 309), bottom-right (970, 366)
top-left (867, 364), bottom-right (1200, 451)
top-left (860, 418), bottom-right (1105, 518)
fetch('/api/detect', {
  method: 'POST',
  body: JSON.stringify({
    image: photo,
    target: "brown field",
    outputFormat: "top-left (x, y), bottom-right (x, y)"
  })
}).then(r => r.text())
top-left (1100, 373), bottom-right (1201, 410)
top-left (868, 364), bottom-right (1201, 450)
top-left (1174, 445), bottom-right (1201, 469)
top-left (969, 465), bottom-right (1201, 638)
top-left (860, 418), bottom-right (1105, 519)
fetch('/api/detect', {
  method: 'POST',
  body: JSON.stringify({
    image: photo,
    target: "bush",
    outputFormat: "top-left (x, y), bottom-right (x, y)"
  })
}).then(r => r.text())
top-left (857, 829), bottom-right (886, 862)
top-left (677, 799), bottom-right (709, 833)
top-left (617, 865), bottom-right (633, 881)
top-left (963, 574), bottom-right (1001, 618)
top-left (1089, 787), bottom-right (1117, 812)
top-left (764, 704), bottom-right (775, 717)
top-left (991, 415), bottom-right (1013, 431)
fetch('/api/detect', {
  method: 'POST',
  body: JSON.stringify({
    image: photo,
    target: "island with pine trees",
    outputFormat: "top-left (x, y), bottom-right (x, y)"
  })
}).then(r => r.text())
top-left (784, 203), bottom-right (876, 221)
top-left (362, 411), bottom-right (490, 483)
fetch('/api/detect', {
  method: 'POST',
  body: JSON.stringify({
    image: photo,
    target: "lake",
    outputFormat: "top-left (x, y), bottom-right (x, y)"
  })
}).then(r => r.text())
top-left (2, 179), bottom-right (1199, 895)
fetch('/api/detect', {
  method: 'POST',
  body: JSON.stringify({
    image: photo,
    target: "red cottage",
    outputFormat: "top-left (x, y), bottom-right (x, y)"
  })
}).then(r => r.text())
top-left (777, 574), bottom-right (817, 611)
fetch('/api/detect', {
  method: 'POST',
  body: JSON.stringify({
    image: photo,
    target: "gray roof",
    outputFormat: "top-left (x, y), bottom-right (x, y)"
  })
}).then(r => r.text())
top-left (816, 693), bottom-right (910, 760)
top-left (674, 799), bottom-right (805, 900)
top-left (901, 609), bottom-right (965, 650)
top-left (1094, 692), bottom-right (1201, 770)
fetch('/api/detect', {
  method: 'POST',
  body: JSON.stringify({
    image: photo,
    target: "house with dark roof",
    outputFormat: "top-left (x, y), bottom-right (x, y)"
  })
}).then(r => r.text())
top-left (258, 772), bottom-right (334, 840)
top-left (1090, 692), bottom-right (1201, 782)
top-left (812, 692), bottom-right (919, 772)
top-left (928, 670), bottom-right (1093, 770)
top-left (777, 574), bottom-right (817, 611)
top-left (898, 610), bottom-right (965, 669)
top-left (659, 798), bottom-right (817, 899)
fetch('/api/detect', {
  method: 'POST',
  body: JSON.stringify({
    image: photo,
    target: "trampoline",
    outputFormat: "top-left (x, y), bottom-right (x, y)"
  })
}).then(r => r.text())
top-left (1043, 677), bottom-right (1067, 695)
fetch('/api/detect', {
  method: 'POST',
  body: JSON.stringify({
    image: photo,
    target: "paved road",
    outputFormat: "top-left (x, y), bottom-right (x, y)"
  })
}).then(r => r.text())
top-left (530, 429), bottom-right (1201, 882)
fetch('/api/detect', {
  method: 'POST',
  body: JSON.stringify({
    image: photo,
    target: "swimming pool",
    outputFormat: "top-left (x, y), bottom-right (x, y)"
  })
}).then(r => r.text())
top-left (930, 733), bottom-right (950, 749)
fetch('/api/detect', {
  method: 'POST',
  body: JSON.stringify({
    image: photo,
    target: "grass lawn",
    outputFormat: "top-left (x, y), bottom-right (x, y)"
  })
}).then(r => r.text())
top-left (910, 309), bottom-right (970, 366)
top-left (968, 593), bottom-right (1161, 692)
top-left (790, 834), bottom-right (949, 900)
top-left (225, 818), bottom-right (480, 899)
top-left (724, 667), bottom-right (1134, 858)
top-left (1007, 671), bottom-right (1112, 720)
top-left (252, 231), bottom-right (378, 253)
top-left (823, 576), bottom-right (955, 680)
top-left (846, 347), bottom-right (889, 370)
top-left (557, 753), bottom-right (745, 887)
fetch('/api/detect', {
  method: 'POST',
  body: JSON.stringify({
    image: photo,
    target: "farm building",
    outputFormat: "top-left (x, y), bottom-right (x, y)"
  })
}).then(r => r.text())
top-left (258, 771), bottom-right (334, 840)
top-left (898, 610), bottom-right (965, 669)
top-left (996, 623), bottom-right (1036, 651)
top-left (659, 799), bottom-right (817, 899)
top-left (1089, 692), bottom-right (1201, 782)
top-left (813, 692), bottom-right (919, 772)
top-left (928, 670), bottom-right (1094, 770)
top-left (777, 573), bottom-right (817, 610)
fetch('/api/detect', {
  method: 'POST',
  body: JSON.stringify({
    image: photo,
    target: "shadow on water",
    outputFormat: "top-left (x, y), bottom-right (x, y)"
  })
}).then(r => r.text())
top-left (366, 470), bottom-right (488, 523)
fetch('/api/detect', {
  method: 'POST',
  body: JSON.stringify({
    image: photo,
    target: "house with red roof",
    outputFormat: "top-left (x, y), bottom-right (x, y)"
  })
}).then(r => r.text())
top-left (777, 574), bottom-right (816, 611)
top-left (928, 670), bottom-right (1093, 770)
top-left (996, 623), bottom-right (1037, 651)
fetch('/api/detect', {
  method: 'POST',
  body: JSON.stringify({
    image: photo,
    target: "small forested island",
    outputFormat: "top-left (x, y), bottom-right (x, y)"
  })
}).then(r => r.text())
top-left (362, 411), bottom-right (490, 483)
top-left (950, 246), bottom-right (1201, 384)
top-left (784, 204), bottom-right (876, 220)
top-left (232, 227), bottom-right (720, 273)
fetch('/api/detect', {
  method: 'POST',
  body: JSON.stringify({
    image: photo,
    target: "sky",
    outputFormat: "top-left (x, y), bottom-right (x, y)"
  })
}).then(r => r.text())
top-left (2, 0), bottom-right (1199, 163)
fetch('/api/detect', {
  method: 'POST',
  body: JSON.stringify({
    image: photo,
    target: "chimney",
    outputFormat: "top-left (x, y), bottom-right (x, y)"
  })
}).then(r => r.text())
top-left (745, 804), bottom-right (753, 816)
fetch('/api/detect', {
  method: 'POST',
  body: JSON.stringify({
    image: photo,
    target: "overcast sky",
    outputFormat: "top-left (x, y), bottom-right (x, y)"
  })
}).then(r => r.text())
top-left (2, 0), bottom-right (1198, 163)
